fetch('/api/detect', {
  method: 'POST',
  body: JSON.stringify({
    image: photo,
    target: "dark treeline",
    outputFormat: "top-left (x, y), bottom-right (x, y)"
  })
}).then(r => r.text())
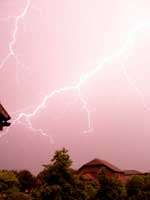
top-left (0, 148), bottom-right (150, 200)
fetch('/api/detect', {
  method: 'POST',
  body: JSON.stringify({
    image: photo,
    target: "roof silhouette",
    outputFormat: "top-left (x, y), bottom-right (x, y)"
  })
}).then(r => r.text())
top-left (0, 104), bottom-right (11, 130)
top-left (124, 170), bottom-right (143, 175)
top-left (79, 158), bottom-right (122, 173)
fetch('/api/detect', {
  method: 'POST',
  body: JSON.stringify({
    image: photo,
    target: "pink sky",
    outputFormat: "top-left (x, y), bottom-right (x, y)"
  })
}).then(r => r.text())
top-left (1, 0), bottom-right (150, 173)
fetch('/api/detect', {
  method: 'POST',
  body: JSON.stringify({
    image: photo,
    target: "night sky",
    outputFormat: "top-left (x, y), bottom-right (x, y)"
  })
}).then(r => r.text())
top-left (1, 0), bottom-right (150, 173)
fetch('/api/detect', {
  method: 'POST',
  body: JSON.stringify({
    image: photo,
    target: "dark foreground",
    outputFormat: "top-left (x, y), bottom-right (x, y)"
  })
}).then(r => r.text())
top-left (0, 148), bottom-right (150, 200)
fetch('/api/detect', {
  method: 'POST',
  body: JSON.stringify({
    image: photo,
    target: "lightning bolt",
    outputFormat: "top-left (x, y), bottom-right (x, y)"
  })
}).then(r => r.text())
top-left (121, 64), bottom-right (150, 111)
top-left (10, 21), bottom-right (150, 134)
top-left (1, 0), bottom-right (150, 140)
top-left (0, 0), bottom-right (31, 70)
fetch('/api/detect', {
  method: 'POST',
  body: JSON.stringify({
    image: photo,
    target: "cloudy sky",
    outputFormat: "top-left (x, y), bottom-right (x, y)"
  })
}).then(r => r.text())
top-left (0, 0), bottom-right (150, 173)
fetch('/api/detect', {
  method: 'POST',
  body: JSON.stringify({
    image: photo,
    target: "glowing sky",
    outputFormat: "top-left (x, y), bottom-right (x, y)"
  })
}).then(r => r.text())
top-left (1, 0), bottom-right (150, 173)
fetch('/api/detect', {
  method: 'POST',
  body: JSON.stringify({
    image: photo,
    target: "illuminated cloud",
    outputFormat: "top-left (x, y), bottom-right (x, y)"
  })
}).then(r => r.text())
top-left (0, 0), bottom-right (150, 173)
